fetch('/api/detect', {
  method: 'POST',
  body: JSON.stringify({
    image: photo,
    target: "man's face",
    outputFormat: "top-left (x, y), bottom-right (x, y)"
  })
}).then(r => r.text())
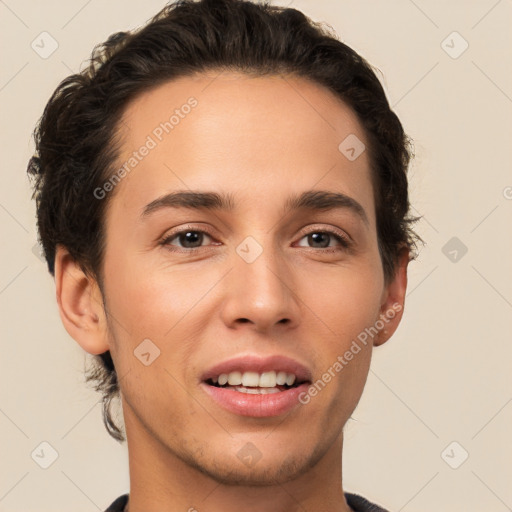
top-left (100, 72), bottom-right (397, 484)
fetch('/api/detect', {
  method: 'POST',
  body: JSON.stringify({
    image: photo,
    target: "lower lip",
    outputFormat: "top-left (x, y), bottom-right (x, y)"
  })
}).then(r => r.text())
top-left (201, 382), bottom-right (310, 417)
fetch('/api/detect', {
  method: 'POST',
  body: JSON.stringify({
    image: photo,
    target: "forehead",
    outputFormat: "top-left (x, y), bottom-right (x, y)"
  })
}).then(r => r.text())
top-left (110, 71), bottom-right (375, 225)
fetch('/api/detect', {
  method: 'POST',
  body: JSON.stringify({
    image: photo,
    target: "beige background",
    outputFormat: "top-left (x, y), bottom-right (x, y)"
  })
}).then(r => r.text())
top-left (1, 0), bottom-right (511, 511)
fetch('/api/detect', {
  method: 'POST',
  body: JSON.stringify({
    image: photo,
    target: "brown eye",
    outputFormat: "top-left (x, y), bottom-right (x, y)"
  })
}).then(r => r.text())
top-left (161, 229), bottom-right (214, 250)
top-left (307, 232), bottom-right (330, 248)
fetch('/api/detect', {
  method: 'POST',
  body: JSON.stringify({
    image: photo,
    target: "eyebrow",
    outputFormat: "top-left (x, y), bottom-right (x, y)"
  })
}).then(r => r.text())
top-left (141, 189), bottom-right (369, 226)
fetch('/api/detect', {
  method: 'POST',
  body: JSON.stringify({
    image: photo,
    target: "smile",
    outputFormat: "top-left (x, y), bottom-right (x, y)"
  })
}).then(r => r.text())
top-left (201, 355), bottom-right (312, 417)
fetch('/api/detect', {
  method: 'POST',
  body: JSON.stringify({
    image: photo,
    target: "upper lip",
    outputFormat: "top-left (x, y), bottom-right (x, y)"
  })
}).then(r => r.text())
top-left (200, 354), bottom-right (312, 383)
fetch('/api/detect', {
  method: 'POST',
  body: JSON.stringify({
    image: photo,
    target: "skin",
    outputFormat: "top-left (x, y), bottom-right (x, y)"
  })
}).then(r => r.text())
top-left (54, 71), bottom-right (409, 512)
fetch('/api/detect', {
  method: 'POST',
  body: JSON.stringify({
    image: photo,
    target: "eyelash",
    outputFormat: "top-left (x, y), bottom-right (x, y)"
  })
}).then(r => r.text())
top-left (159, 225), bottom-right (352, 254)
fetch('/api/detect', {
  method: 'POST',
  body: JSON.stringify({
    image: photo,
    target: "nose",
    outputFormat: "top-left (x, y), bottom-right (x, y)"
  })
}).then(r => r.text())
top-left (219, 240), bottom-right (301, 333)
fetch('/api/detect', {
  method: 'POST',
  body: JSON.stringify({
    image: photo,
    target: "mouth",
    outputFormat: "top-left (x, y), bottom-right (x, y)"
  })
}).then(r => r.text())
top-left (205, 370), bottom-right (306, 394)
top-left (200, 355), bottom-right (312, 417)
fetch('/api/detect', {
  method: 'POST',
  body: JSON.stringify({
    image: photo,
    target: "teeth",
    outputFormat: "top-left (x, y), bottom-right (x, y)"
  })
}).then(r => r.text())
top-left (259, 371), bottom-right (276, 388)
top-left (234, 386), bottom-right (281, 394)
top-left (242, 371), bottom-right (260, 387)
top-left (214, 370), bottom-right (298, 388)
top-left (276, 371), bottom-right (287, 386)
top-left (286, 374), bottom-right (296, 386)
top-left (227, 371), bottom-right (242, 385)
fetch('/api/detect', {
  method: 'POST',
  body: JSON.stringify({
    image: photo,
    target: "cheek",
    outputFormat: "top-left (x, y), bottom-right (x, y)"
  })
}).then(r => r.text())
top-left (101, 254), bottom-right (227, 396)
top-left (101, 262), bottom-right (204, 430)
top-left (302, 262), bottom-right (384, 346)
top-left (297, 261), bottom-right (383, 409)
top-left (103, 253), bottom-right (216, 338)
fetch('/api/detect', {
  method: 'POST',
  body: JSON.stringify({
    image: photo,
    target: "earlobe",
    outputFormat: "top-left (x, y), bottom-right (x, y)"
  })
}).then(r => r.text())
top-left (54, 245), bottom-right (109, 355)
top-left (374, 246), bottom-right (410, 347)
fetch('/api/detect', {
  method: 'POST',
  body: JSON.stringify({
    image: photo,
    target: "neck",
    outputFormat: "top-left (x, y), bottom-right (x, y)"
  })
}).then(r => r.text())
top-left (122, 402), bottom-right (353, 512)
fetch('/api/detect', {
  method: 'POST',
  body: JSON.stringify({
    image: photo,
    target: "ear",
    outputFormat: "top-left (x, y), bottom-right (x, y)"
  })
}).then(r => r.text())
top-left (374, 246), bottom-right (409, 347)
top-left (54, 245), bottom-right (109, 355)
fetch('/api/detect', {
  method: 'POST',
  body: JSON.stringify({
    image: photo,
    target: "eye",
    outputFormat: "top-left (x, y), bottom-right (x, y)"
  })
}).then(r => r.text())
top-left (161, 228), bottom-right (216, 250)
top-left (159, 226), bottom-right (352, 253)
top-left (296, 230), bottom-right (351, 251)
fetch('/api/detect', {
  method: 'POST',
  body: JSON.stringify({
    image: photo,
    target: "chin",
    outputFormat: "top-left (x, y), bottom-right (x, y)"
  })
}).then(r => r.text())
top-left (175, 442), bottom-right (325, 487)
